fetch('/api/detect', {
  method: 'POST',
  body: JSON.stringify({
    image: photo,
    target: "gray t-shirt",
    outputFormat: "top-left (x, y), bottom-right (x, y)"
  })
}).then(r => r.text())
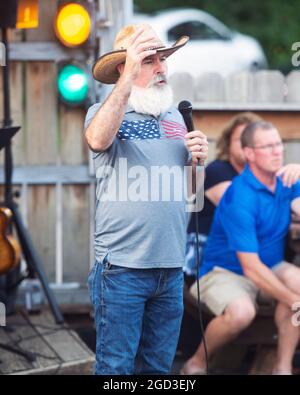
top-left (84, 103), bottom-right (190, 268)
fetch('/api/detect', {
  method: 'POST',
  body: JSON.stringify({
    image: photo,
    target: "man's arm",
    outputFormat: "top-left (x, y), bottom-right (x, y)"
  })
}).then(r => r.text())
top-left (84, 28), bottom-right (159, 152)
top-left (84, 77), bottom-right (132, 151)
top-left (205, 181), bottom-right (232, 206)
top-left (237, 252), bottom-right (300, 308)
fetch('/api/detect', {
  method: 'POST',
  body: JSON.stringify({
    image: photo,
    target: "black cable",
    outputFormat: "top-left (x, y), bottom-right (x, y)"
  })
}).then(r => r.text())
top-left (0, 321), bottom-right (69, 364)
top-left (0, 326), bottom-right (66, 363)
top-left (178, 100), bottom-right (209, 373)
top-left (0, 342), bottom-right (36, 362)
top-left (194, 167), bottom-right (209, 375)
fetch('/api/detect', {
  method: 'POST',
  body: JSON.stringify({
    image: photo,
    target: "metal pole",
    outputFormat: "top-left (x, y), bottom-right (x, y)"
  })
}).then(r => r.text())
top-left (1, 27), bottom-right (13, 206)
top-left (1, 28), bottom-right (12, 126)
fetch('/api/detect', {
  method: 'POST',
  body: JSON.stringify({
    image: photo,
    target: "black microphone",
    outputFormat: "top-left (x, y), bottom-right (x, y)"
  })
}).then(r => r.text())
top-left (178, 100), bottom-right (194, 132)
top-left (178, 100), bottom-right (204, 166)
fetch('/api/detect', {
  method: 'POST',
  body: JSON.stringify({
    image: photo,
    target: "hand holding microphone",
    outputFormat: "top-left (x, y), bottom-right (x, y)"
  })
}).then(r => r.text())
top-left (178, 101), bottom-right (208, 166)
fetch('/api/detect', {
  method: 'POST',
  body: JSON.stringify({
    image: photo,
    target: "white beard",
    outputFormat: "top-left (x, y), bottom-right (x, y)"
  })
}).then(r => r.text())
top-left (128, 82), bottom-right (173, 117)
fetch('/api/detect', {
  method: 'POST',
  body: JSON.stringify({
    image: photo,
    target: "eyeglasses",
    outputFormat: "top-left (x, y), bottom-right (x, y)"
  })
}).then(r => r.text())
top-left (250, 142), bottom-right (284, 152)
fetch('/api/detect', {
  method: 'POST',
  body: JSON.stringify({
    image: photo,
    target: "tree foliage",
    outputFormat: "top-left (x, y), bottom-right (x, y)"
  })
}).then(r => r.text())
top-left (134, 0), bottom-right (300, 72)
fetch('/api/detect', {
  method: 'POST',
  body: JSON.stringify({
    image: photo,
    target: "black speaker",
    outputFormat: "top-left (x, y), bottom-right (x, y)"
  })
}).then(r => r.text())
top-left (0, 1), bottom-right (18, 29)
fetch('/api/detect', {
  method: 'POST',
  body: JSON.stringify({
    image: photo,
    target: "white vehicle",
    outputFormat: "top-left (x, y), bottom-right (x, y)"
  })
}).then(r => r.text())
top-left (133, 8), bottom-right (268, 78)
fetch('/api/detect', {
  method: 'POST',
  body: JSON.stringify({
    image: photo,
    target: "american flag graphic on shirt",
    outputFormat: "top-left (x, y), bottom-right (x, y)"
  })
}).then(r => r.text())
top-left (118, 119), bottom-right (187, 140)
top-left (118, 120), bottom-right (161, 140)
top-left (161, 119), bottom-right (187, 139)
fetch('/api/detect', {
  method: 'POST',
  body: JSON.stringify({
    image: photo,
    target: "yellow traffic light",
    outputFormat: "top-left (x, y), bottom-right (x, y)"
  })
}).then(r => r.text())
top-left (54, 3), bottom-right (91, 48)
top-left (16, 0), bottom-right (39, 29)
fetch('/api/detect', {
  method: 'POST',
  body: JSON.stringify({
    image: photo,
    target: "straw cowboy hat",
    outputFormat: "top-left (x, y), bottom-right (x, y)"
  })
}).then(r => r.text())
top-left (92, 24), bottom-right (189, 84)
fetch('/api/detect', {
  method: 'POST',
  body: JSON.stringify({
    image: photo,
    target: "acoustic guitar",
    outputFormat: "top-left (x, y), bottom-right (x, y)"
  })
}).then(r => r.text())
top-left (0, 207), bottom-right (21, 275)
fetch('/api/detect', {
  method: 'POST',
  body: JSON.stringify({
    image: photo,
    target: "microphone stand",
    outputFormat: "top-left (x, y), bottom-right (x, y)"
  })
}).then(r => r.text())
top-left (0, 27), bottom-right (63, 324)
top-left (178, 100), bottom-right (208, 373)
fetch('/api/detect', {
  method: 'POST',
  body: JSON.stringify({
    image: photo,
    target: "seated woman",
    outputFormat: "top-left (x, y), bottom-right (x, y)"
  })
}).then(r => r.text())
top-left (184, 112), bottom-right (262, 280)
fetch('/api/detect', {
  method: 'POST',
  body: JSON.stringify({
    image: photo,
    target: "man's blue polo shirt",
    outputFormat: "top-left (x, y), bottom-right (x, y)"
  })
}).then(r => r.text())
top-left (200, 164), bottom-right (300, 277)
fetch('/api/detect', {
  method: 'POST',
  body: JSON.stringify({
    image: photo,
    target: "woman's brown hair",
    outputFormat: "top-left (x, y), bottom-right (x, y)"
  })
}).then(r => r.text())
top-left (216, 112), bottom-right (262, 161)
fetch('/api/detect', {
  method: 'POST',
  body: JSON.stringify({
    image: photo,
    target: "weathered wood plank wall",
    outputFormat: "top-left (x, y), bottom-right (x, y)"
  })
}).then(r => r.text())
top-left (0, 0), bottom-right (131, 288)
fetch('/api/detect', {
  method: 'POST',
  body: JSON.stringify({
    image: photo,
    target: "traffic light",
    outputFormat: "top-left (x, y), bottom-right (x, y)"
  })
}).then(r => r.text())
top-left (0, 0), bottom-right (39, 29)
top-left (54, 2), bottom-right (94, 107)
top-left (57, 62), bottom-right (89, 106)
top-left (54, 2), bottom-right (91, 48)
top-left (16, 0), bottom-right (39, 29)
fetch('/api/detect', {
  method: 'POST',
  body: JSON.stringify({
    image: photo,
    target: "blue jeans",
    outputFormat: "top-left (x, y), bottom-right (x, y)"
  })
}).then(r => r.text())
top-left (88, 258), bottom-right (184, 375)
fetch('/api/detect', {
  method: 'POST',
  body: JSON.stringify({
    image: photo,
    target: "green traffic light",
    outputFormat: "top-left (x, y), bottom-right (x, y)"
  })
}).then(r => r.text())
top-left (57, 64), bottom-right (89, 105)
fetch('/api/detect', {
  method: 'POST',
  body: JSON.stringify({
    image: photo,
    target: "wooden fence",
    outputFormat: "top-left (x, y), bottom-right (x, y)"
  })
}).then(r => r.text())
top-left (0, 3), bottom-right (300, 304)
top-left (169, 70), bottom-right (300, 163)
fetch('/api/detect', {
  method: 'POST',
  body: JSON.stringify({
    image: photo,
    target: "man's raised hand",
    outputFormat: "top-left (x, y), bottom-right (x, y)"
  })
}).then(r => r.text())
top-left (122, 28), bottom-right (161, 82)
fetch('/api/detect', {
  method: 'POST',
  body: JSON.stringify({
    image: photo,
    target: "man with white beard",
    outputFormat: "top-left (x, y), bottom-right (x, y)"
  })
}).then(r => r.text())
top-left (84, 24), bottom-right (208, 375)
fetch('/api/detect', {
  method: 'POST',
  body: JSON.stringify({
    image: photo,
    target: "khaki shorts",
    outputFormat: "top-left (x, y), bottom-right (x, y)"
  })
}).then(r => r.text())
top-left (190, 262), bottom-right (288, 316)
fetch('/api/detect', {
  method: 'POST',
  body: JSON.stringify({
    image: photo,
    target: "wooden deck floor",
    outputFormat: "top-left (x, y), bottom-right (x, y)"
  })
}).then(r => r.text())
top-left (0, 308), bottom-right (94, 375)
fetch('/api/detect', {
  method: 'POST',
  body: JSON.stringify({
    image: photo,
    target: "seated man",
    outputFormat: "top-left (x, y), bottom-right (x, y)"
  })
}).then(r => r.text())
top-left (182, 121), bottom-right (300, 375)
